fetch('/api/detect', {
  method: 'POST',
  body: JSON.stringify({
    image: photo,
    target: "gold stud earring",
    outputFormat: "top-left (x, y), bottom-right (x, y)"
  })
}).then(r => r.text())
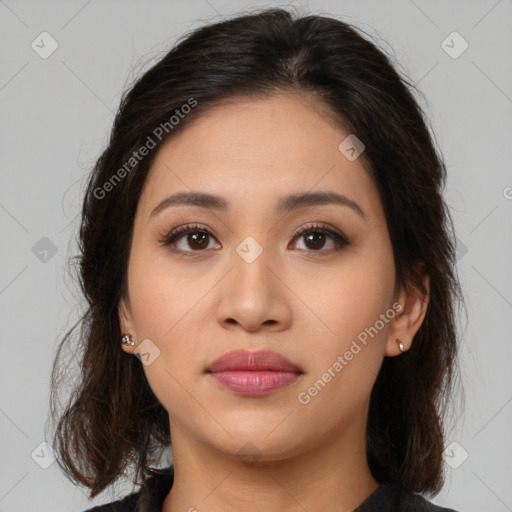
top-left (397, 339), bottom-right (405, 353)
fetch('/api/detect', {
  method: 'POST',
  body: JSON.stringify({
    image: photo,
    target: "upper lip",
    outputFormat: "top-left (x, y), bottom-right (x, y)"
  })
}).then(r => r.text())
top-left (207, 349), bottom-right (303, 373)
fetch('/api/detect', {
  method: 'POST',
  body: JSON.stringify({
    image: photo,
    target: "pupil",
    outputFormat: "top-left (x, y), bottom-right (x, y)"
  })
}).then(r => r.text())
top-left (190, 232), bottom-right (208, 249)
top-left (306, 233), bottom-right (324, 249)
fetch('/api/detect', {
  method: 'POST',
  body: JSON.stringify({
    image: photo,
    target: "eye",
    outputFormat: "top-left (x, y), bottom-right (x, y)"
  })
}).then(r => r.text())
top-left (289, 223), bottom-right (349, 253)
top-left (158, 223), bottom-right (219, 253)
top-left (158, 222), bottom-right (349, 254)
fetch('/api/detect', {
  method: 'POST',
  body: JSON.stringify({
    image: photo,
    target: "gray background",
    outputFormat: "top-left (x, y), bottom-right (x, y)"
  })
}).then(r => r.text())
top-left (1, 0), bottom-right (511, 510)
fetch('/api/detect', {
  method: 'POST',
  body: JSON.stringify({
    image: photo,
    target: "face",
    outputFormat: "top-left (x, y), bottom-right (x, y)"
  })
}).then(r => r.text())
top-left (119, 93), bottom-right (428, 463)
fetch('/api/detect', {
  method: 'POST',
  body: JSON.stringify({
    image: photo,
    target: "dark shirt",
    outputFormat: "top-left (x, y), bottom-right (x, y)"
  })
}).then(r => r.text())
top-left (83, 466), bottom-right (460, 512)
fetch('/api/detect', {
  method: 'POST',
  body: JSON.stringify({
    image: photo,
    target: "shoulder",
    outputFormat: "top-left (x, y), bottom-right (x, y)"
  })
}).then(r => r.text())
top-left (81, 468), bottom-right (174, 512)
top-left (397, 487), bottom-right (460, 512)
top-left (82, 491), bottom-right (139, 512)
top-left (82, 494), bottom-right (138, 512)
top-left (355, 481), bottom-right (461, 512)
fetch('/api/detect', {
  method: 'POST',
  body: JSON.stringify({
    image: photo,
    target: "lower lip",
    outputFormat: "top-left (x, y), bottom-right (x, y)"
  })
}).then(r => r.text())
top-left (208, 370), bottom-right (302, 396)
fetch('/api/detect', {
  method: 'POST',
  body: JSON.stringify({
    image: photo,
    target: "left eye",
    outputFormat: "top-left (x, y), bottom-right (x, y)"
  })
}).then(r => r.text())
top-left (158, 223), bottom-right (349, 254)
top-left (290, 224), bottom-right (349, 252)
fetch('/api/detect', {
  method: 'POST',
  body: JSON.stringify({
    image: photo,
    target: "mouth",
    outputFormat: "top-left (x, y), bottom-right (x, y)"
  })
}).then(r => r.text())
top-left (206, 349), bottom-right (304, 397)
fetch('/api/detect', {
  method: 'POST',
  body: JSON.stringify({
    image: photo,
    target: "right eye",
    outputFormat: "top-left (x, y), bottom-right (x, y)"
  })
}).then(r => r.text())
top-left (158, 223), bottom-right (221, 253)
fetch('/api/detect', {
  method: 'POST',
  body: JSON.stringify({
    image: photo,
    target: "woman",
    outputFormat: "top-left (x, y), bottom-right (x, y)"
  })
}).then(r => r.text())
top-left (50, 7), bottom-right (465, 512)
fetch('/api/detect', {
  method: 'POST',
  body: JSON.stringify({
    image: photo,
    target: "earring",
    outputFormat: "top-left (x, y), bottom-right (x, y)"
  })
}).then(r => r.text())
top-left (397, 339), bottom-right (405, 353)
top-left (121, 334), bottom-right (135, 346)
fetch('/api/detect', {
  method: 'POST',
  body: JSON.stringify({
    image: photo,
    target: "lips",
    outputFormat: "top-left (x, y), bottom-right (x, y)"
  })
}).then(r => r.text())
top-left (206, 349), bottom-right (304, 397)
top-left (206, 349), bottom-right (303, 373)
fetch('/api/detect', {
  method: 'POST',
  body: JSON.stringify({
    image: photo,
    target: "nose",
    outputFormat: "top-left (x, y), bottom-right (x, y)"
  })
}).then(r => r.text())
top-left (215, 247), bottom-right (292, 333)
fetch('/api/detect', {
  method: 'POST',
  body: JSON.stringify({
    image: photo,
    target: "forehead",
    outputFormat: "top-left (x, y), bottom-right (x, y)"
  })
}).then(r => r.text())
top-left (137, 93), bottom-right (384, 225)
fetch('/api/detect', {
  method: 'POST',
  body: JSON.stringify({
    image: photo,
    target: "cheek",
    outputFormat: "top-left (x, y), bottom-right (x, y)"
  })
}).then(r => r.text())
top-left (128, 262), bottom-right (204, 415)
top-left (295, 270), bottom-right (391, 420)
top-left (128, 242), bottom-right (194, 335)
top-left (127, 245), bottom-right (208, 367)
top-left (295, 252), bottom-right (394, 339)
top-left (292, 248), bottom-right (395, 404)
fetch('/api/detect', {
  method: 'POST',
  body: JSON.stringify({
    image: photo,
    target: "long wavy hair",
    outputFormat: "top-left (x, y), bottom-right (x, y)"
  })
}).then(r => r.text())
top-left (49, 7), bottom-right (466, 500)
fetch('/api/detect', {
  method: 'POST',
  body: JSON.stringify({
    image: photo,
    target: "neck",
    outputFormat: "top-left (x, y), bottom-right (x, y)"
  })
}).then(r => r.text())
top-left (162, 410), bottom-right (379, 512)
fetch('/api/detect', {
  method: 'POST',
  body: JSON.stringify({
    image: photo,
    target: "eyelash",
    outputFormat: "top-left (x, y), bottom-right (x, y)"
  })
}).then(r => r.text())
top-left (157, 222), bottom-right (349, 255)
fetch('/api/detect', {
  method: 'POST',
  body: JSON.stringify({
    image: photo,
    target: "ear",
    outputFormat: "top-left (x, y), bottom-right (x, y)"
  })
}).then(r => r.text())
top-left (118, 297), bottom-right (137, 355)
top-left (385, 262), bottom-right (430, 357)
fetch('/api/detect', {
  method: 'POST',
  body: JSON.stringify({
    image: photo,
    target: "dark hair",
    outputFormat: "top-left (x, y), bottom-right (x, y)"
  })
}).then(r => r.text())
top-left (49, 6), bottom-right (465, 500)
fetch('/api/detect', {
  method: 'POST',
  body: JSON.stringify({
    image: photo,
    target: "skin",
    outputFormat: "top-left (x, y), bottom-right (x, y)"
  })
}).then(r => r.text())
top-left (118, 92), bottom-right (429, 512)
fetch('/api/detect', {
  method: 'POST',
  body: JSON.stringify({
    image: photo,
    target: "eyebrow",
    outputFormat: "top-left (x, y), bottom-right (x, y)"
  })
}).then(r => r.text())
top-left (150, 191), bottom-right (366, 220)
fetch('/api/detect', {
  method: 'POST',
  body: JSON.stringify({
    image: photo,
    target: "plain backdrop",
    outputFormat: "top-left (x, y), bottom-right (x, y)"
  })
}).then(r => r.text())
top-left (1, 1), bottom-right (511, 511)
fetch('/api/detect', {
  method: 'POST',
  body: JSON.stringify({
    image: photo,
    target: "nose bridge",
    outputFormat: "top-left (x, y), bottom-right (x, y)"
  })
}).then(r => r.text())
top-left (229, 198), bottom-right (292, 287)
top-left (215, 231), bottom-right (291, 331)
top-left (232, 232), bottom-right (275, 299)
top-left (230, 205), bottom-right (275, 278)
